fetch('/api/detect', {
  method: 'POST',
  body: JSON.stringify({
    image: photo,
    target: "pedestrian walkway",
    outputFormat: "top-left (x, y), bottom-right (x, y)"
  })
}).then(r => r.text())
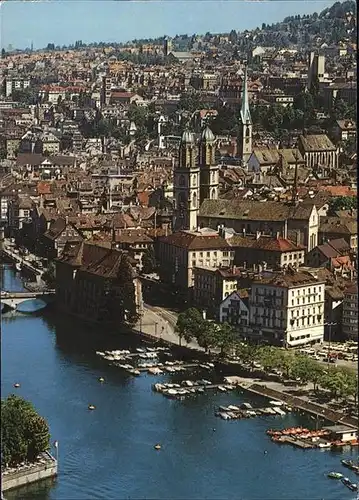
top-left (134, 305), bottom-right (203, 351)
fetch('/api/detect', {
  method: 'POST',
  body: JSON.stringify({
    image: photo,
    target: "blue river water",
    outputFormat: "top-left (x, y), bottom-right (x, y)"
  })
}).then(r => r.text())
top-left (1, 265), bottom-right (358, 500)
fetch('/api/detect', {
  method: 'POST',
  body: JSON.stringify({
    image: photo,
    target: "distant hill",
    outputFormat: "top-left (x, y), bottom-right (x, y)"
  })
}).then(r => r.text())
top-left (257, 0), bottom-right (357, 47)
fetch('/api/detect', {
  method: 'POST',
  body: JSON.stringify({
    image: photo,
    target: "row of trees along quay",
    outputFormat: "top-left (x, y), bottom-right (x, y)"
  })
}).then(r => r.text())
top-left (175, 308), bottom-right (358, 403)
top-left (1, 395), bottom-right (51, 468)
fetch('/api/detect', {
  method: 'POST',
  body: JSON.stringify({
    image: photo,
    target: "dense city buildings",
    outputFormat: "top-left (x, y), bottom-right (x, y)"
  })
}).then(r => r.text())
top-left (0, 0), bottom-right (357, 345)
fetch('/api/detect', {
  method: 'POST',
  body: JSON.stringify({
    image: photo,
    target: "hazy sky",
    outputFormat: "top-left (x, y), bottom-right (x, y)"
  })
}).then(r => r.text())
top-left (2, 1), bottom-right (334, 50)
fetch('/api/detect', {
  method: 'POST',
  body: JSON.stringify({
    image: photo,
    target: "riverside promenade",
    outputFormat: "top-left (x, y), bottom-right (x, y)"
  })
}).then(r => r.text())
top-left (134, 306), bottom-right (358, 429)
top-left (135, 304), bottom-right (203, 351)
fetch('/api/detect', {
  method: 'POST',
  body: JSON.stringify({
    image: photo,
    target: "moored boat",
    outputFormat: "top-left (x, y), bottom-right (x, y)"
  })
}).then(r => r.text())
top-left (341, 477), bottom-right (358, 491)
top-left (327, 472), bottom-right (343, 479)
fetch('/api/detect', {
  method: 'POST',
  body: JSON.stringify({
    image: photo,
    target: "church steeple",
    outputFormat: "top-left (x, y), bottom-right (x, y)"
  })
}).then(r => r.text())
top-left (178, 129), bottom-right (196, 169)
top-left (238, 62), bottom-right (252, 166)
top-left (173, 129), bottom-right (200, 231)
top-left (199, 126), bottom-right (219, 201)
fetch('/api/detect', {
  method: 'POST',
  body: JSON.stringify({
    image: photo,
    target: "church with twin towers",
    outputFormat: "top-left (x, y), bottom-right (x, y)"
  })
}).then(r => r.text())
top-left (173, 64), bottom-right (252, 231)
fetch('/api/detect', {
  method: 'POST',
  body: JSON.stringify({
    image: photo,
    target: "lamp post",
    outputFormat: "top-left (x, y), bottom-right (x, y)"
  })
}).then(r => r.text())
top-left (324, 322), bottom-right (337, 366)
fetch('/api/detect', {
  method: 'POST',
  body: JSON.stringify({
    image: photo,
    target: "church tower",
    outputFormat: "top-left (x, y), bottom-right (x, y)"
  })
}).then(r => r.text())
top-left (198, 126), bottom-right (219, 201)
top-left (173, 129), bottom-right (200, 231)
top-left (238, 63), bottom-right (252, 166)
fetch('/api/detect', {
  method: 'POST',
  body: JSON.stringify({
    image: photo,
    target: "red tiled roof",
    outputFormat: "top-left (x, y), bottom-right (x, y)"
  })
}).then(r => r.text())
top-left (37, 181), bottom-right (52, 195)
top-left (137, 191), bottom-right (150, 207)
top-left (110, 91), bottom-right (135, 98)
top-left (252, 236), bottom-right (305, 252)
top-left (322, 186), bottom-right (357, 197)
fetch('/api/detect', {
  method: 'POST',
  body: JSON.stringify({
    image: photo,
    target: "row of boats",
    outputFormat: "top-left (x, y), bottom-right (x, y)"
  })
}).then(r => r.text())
top-left (267, 427), bottom-right (330, 438)
top-left (327, 472), bottom-right (358, 492)
top-left (215, 403), bottom-right (289, 420)
top-left (153, 380), bottom-right (234, 399)
top-left (96, 346), bottom-right (170, 363)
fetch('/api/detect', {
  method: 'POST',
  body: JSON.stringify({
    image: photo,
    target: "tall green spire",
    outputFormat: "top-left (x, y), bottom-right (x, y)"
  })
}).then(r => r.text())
top-left (240, 62), bottom-right (252, 125)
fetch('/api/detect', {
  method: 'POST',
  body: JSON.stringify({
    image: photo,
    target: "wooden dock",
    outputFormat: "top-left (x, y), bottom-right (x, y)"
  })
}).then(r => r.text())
top-left (237, 382), bottom-right (358, 429)
top-left (279, 436), bottom-right (314, 449)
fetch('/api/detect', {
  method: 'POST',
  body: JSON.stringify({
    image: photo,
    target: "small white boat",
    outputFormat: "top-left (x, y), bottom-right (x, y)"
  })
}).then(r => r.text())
top-left (219, 412), bottom-right (231, 420)
top-left (270, 400), bottom-right (284, 406)
top-left (136, 348), bottom-right (146, 353)
top-left (128, 369), bottom-right (140, 376)
top-left (217, 386), bottom-right (227, 392)
top-left (228, 405), bottom-right (240, 411)
top-left (166, 388), bottom-right (178, 395)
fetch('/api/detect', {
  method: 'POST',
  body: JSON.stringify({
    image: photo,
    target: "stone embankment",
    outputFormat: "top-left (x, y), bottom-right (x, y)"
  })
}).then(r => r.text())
top-left (1, 452), bottom-right (57, 492)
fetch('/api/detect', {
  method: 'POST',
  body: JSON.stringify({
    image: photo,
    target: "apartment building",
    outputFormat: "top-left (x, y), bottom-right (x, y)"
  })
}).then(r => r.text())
top-left (157, 229), bottom-right (234, 291)
top-left (227, 233), bottom-right (305, 270)
top-left (193, 266), bottom-right (241, 316)
top-left (249, 269), bottom-right (325, 347)
top-left (342, 282), bottom-right (358, 340)
top-left (219, 290), bottom-right (250, 331)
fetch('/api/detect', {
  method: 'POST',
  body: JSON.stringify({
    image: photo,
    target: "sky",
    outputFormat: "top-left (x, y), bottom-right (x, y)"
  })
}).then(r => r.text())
top-left (1, 0), bottom-right (335, 50)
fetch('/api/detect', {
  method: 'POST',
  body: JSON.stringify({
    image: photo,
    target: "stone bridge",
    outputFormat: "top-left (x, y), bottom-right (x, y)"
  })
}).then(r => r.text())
top-left (1, 291), bottom-right (55, 310)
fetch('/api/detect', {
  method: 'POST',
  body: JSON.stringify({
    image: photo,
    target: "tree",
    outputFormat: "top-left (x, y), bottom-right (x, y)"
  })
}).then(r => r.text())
top-left (328, 195), bottom-right (357, 213)
top-left (211, 105), bottom-right (239, 136)
top-left (277, 350), bottom-right (295, 379)
top-left (235, 343), bottom-right (259, 371)
top-left (141, 246), bottom-right (156, 275)
top-left (1, 395), bottom-right (50, 467)
top-left (195, 321), bottom-right (218, 354)
top-left (215, 322), bottom-right (236, 356)
top-left (175, 307), bottom-right (204, 346)
top-left (178, 92), bottom-right (201, 114)
top-left (42, 261), bottom-right (56, 288)
top-left (258, 346), bottom-right (282, 372)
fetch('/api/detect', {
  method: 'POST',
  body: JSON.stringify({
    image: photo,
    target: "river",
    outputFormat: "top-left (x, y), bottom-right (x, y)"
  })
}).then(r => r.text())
top-left (1, 265), bottom-right (358, 500)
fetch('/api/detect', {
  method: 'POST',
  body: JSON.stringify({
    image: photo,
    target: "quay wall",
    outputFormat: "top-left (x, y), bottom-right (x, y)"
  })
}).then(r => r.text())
top-left (243, 383), bottom-right (358, 429)
top-left (2, 457), bottom-right (57, 492)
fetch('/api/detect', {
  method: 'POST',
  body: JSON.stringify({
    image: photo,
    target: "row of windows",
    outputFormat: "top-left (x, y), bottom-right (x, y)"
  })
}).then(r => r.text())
top-left (291, 307), bottom-right (322, 316)
top-left (283, 253), bottom-right (303, 261)
top-left (291, 287), bottom-right (322, 296)
top-left (291, 295), bottom-right (323, 306)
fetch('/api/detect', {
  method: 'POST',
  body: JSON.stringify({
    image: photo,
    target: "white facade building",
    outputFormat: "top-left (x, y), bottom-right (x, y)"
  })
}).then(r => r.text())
top-left (249, 270), bottom-right (325, 347)
top-left (219, 291), bottom-right (250, 331)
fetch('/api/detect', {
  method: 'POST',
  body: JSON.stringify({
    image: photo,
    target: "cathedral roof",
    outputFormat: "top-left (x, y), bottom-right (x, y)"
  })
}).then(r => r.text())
top-left (180, 129), bottom-right (194, 144)
top-left (200, 126), bottom-right (215, 142)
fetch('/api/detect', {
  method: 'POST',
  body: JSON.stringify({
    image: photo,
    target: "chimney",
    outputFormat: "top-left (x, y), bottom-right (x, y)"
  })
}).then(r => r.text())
top-left (65, 215), bottom-right (69, 225)
top-left (243, 261), bottom-right (247, 269)
top-left (256, 231), bottom-right (261, 240)
top-left (276, 232), bottom-right (280, 240)
top-left (242, 228), bottom-right (246, 238)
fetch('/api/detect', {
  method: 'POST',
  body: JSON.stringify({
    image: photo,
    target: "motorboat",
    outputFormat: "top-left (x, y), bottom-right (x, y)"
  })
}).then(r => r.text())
top-left (327, 472), bottom-right (343, 479)
top-left (341, 459), bottom-right (354, 468)
top-left (341, 477), bottom-right (358, 491)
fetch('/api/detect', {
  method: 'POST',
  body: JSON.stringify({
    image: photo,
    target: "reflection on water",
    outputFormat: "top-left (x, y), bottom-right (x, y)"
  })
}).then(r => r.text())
top-left (5, 477), bottom-right (56, 500)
